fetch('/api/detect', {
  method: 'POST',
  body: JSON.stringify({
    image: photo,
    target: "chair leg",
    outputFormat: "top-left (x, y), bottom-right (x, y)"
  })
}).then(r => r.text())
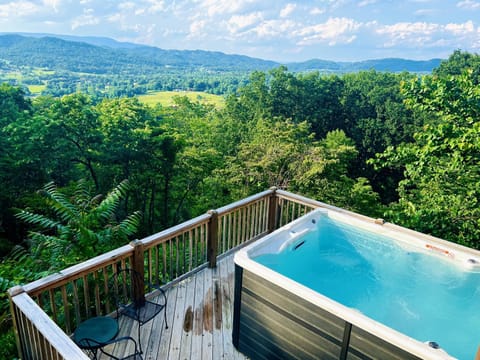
top-left (88, 348), bottom-right (99, 360)
top-left (137, 322), bottom-right (143, 354)
top-left (164, 309), bottom-right (168, 329)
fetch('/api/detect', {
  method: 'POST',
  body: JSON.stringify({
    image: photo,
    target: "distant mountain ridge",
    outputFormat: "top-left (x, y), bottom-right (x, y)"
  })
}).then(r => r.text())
top-left (0, 33), bottom-right (442, 74)
top-left (0, 32), bottom-right (144, 49)
top-left (287, 58), bottom-right (442, 73)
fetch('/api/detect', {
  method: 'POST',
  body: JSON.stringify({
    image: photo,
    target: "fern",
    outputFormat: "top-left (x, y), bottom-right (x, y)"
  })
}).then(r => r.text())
top-left (15, 210), bottom-right (60, 230)
top-left (94, 179), bottom-right (129, 222)
top-left (40, 181), bottom-right (78, 223)
top-left (15, 179), bottom-right (141, 272)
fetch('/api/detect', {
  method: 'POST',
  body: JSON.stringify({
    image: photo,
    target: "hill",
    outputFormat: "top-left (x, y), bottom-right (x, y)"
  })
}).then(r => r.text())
top-left (0, 34), bottom-right (278, 73)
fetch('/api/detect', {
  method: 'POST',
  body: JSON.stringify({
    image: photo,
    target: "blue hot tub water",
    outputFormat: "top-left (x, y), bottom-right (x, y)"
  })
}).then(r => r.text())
top-left (254, 214), bottom-right (480, 360)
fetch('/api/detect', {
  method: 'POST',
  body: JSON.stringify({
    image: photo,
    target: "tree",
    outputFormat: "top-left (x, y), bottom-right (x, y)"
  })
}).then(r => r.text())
top-left (341, 70), bottom-right (418, 203)
top-left (293, 129), bottom-right (382, 217)
top-left (0, 85), bottom-right (35, 248)
top-left (38, 94), bottom-right (103, 189)
top-left (159, 97), bottom-right (225, 224)
top-left (221, 117), bottom-right (382, 217)
top-left (433, 50), bottom-right (480, 83)
top-left (223, 118), bottom-right (314, 197)
top-left (373, 71), bottom-right (480, 248)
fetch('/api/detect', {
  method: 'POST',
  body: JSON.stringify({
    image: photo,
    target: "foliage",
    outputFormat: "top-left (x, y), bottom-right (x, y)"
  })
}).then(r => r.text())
top-left (372, 70), bottom-right (480, 247)
top-left (223, 118), bottom-right (314, 195)
top-left (433, 49), bottom-right (480, 83)
top-left (0, 329), bottom-right (16, 359)
top-left (340, 70), bottom-right (420, 203)
top-left (16, 179), bottom-right (141, 271)
top-left (292, 130), bottom-right (382, 217)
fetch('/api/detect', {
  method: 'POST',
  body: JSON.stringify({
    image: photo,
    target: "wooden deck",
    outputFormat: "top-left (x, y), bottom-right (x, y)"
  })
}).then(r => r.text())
top-left (100, 254), bottom-right (248, 360)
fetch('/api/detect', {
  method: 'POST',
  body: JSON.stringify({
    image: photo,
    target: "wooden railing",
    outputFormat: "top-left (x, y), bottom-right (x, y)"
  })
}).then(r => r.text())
top-left (8, 189), bottom-right (324, 360)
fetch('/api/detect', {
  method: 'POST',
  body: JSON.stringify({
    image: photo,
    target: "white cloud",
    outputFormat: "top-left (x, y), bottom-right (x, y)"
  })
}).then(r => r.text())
top-left (295, 17), bottom-right (362, 46)
top-left (145, 0), bottom-right (166, 13)
top-left (310, 7), bottom-right (325, 15)
top-left (445, 20), bottom-right (475, 35)
top-left (228, 12), bottom-right (263, 33)
top-left (376, 21), bottom-right (439, 47)
top-left (0, 1), bottom-right (38, 18)
top-left (42, 0), bottom-right (61, 12)
top-left (280, 3), bottom-right (296, 18)
top-left (118, 2), bottom-right (136, 10)
top-left (107, 12), bottom-right (124, 23)
top-left (457, 0), bottom-right (480, 9)
top-left (414, 8), bottom-right (436, 16)
top-left (189, 19), bottom-right (207, 36)
top-left (358, 0), bottom-right (378, 7)
top-left (375, 20), bottom-right (480, 50)
top-left (71, 9), bottom-right (100, 30)
top-left (252, 19), bottom-right (296, 38)
top-left (198, 0), bottom-right (255, 17)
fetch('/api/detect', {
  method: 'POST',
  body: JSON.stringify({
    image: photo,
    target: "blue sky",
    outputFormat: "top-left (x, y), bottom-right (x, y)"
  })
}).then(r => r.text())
top-left (1, 0), bottom-right (479, 62)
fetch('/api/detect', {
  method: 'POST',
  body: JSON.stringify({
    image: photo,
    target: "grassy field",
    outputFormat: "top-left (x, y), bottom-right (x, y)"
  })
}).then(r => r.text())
top-left (137, 91), bottom-right (225, 108)
top-left (27, 84), bottom-right (47, 95)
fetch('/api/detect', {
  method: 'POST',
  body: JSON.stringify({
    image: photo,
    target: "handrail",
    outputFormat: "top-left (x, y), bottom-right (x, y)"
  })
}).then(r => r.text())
top-left (275, 189), bottom-right (383, 223)
top-left (9, 188), bottom-right (318, 359)
top-left (215, 189), bottom-right (274, 216)
top-left (141, 213), bottom-right (212, 247)
top-left (23, 244), bottom-right (133, 296)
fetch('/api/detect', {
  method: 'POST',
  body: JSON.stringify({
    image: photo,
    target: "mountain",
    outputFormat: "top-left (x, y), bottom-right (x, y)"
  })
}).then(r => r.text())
top-left (0, 32), bottom-right (143, 49)
top-left (0, 33), bottom-right (442, 74)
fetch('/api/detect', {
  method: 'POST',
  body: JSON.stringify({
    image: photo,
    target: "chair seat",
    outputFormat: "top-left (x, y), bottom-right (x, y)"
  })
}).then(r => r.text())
top-left (73, 316), bottom-right (119, 349)
top-left (120, 299), bottom-right (166, 325)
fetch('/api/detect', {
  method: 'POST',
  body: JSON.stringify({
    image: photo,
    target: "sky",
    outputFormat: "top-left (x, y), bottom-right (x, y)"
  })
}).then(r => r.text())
top-left (0, 0), bottom-right (480, 62)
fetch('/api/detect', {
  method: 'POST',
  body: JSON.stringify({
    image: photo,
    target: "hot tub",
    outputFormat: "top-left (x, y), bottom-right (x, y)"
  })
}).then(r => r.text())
top-left (232, 208), bottom-right (480, 360)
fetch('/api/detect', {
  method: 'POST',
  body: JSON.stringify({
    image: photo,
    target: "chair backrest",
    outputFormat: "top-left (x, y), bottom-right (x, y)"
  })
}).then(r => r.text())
top-left (111, 268), bottom-right (145, 312)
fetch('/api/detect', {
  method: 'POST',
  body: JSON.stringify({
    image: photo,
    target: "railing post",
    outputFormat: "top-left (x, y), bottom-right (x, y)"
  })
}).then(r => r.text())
top-left (268, 187), bottom-right (279, 233)
top-left (8, 285), bottom-right (25, 360)
top-left (207, 210), bottom-right (219, 268)
top-left (130, 240), bottom-right (145, 304)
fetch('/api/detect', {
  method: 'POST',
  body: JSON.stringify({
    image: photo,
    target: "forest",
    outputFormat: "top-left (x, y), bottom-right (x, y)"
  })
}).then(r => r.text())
top-left (0, 50), bottom-right (479, 357)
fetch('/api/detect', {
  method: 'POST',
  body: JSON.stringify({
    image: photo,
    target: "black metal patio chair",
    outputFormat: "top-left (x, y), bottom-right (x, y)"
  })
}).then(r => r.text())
top-left (111, 268), bottom-right (168, 354)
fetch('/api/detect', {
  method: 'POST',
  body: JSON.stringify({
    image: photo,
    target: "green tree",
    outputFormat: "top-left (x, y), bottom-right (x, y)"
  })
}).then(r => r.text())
top-left (341, 70), bottom-right (418, 203)
top-left (373, 71), bottom-right (480, 247)
top-left (223, 118), bottom-right (314, 197)
top-left (38, 94), bottom-right (103, 189)
top-left (293, 130), bottom-right (382, 217)
top-left (160, 97), bottom-right (225, 223)
top-left (0, 85), bottom-right (35, 249)
top-left (433, 50), bottom-right (480, 83)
